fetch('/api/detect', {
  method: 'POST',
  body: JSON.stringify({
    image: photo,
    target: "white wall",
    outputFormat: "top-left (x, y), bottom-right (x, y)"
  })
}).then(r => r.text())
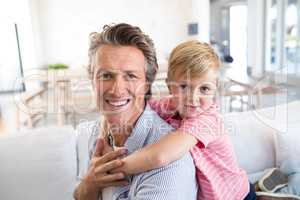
top-left (247, 0), bottom-right (265, 76)
top-left (28, 0), bottom-right (44, 68)
top-left (188, 0), bottom-right (210, 42)
top-left (29, 0), bottom-right (210, 70)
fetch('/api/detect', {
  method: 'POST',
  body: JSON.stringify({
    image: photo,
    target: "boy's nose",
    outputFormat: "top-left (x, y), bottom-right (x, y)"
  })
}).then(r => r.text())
top-left (187, 89), bottom-right (200, 105)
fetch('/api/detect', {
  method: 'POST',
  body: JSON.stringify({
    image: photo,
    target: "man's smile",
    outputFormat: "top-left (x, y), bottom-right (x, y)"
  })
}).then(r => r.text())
top-left (105, 98), bottom-right (131, 108)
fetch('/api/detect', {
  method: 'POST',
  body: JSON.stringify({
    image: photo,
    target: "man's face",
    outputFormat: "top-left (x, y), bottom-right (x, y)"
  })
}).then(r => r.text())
top-left (93, 45), bottom-right (149, 125)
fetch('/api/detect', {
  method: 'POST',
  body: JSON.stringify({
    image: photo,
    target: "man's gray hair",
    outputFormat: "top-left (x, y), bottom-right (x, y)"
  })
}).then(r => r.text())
top-left (87, 23), bottom-right (158, 99)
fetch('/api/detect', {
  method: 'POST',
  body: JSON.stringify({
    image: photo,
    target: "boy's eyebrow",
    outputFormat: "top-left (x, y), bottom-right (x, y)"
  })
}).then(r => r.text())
top-left (200, 81), bottom-right (217, 86)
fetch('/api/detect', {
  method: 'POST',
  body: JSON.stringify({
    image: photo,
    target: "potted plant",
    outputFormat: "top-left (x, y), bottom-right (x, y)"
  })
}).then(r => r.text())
top-left (48, 63), bottom-right (69, 70)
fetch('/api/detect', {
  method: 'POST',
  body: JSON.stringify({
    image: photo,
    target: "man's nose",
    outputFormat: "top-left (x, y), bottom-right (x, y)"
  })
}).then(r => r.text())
top-left (110, 76), bottom-right (126, 95)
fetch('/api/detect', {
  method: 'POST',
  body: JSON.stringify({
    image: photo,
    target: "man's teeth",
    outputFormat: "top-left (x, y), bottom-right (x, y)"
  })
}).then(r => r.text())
top-left (107, 100), bottom-right (129, 106)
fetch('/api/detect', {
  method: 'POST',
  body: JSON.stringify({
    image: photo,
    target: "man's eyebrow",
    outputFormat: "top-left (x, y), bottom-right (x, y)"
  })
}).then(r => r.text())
top-left (95, 69), bottom-right (113, 74)
top-left (95, 69), bottom-right (139, 75)
top-left (123, 70), bottom-right (138, 73)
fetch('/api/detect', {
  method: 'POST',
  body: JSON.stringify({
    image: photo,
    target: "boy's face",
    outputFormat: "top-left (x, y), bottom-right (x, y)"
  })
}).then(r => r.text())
top-left (167, 68), bottom-right (218, 118)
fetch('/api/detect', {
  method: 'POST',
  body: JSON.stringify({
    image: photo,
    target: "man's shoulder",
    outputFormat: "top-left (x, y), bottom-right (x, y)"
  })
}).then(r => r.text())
top-left (75, 119), bottom-right (101, 180)
top-left (143, 106), bottom-right (174, 142)
top-left (75, 119), bottom-right (100, 157)
top-left (76, 119), bottom-right (100, 137)
top-left (136, 107), bottom-right (197, 188)
top-left (141, 107), bottom-right (195, 170)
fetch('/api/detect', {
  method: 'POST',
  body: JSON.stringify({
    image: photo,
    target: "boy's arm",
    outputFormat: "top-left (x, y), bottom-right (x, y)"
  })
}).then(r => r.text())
top-left (114, 131), bottom-right (197, 175)
top-left (148, 97), bottom-right (176, 118)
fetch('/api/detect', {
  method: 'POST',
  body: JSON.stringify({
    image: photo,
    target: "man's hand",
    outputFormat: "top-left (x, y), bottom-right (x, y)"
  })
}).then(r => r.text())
top-left (74, 138), bottom-right (128, 200)
top-left (85, 138), bottom-right (129, 189)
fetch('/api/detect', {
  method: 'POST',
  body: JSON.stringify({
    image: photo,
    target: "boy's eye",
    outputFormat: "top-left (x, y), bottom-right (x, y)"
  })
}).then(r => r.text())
top-left (179, 84), bottom-right (188, 90)
top-left (200, 86), bottom-right (210, 94)
top-left (200, 86), bottom-right (210, 92)
top-left (200, 85), bottom-right (217, 95)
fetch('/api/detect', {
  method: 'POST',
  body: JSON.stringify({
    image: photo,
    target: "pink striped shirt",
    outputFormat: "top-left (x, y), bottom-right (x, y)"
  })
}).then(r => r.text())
top-left (149, 97), bottom-right (249, 200)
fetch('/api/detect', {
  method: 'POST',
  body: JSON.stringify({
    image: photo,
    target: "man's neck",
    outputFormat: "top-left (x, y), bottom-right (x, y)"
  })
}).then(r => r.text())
top-left (108, 125), bottom-right (133, 147)
top-left (106, 104), bottom-right (146, 147)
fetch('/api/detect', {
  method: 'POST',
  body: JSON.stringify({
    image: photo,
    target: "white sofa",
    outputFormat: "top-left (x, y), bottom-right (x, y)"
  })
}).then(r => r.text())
top-left (0, 101), bottom-right (299, 200)
top-left (225, 101), bottom-right (300, 195)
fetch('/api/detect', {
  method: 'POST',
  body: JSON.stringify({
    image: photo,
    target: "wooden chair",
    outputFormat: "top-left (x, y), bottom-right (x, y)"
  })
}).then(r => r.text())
top-left (17, 87), bottom-right (48, 128)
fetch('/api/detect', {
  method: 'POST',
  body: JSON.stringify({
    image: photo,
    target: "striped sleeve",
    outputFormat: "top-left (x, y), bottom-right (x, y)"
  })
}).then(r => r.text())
top-left (148, 97), bottom-right (176, 120)
top-left (130, 154), bottom-right (197, 200)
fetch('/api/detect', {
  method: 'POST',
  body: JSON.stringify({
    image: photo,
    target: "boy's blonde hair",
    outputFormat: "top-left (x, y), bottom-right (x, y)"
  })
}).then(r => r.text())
top-left (167, 40), bottom-right (221, 81)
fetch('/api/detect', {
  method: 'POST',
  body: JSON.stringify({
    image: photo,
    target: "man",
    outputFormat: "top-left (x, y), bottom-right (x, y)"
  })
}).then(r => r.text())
top-left (74, 23), bottom-right (197, 200)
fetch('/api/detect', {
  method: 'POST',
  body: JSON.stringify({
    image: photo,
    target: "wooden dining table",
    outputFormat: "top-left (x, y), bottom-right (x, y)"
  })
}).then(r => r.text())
top-left (17, 68), bottom-right (90, 128)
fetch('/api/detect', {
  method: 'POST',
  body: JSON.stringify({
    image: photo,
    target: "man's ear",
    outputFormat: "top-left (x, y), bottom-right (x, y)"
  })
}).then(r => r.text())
top-left (142, 81), bottom-right (150, 98)
top-left (146, 82), bottom-right (150, 94)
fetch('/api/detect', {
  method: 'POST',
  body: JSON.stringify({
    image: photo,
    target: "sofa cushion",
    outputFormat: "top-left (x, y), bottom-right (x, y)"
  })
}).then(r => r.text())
top-left (275, 124), bottom-right (300, 174)
top-left (278, 172), bottom-right (300, 196)
top-left (224, 111), bottom-right (277, 174)
top-left (0, 126), bottom-right (77, 200)
top-left (248, 170), bottom-right (267, 184)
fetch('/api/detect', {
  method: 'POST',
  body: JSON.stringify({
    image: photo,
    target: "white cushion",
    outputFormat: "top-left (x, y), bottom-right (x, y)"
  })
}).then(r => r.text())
top-left (275, 124), bottom-right (300, 174)
top-left (0, 126), bottom-right (77, 200)
top-left (248, 170), bottom-right (266, 184)
top-left (278, 172), bottom-right (300, 196)
top-left (225, 111), bottom-right (277, 174)
top-left (75, 120), bottom-right (98, 179)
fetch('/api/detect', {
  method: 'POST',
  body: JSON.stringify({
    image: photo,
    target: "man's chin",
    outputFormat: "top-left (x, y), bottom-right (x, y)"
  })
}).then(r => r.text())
top-left (99, 100), bottom-right (132, 115)
top-left (105, 114), bottom-right (125, 125)
top-left (100, 99), bottom-right (145, 125)
top-left (102, 108), bottom-right (128, 123)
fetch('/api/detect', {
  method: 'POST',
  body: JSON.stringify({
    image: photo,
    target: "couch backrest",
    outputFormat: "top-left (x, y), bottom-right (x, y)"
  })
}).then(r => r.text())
top-left (224, 111), bottom-right (277, 174)
top-left (0, 126), bottom-right (77, 200)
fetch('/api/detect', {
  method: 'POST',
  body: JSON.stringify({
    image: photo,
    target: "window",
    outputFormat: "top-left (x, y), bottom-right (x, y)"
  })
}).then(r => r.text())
top-left (0, 13), bottom-right (24, 92)
top-left (265, 0), bottom-right (278, 72)
top-left (265, 0), bottom-right (300, 76)
top-left (285, 0), bottom-right (299, 75)
top-left (0, 0), bottom-right (36, 93)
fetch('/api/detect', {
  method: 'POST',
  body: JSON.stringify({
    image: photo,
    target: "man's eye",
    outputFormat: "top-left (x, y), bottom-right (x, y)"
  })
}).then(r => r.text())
top-left (99, 73), bottom-right (112, 80)
top-left (126, 73), bottom-right (137, 80)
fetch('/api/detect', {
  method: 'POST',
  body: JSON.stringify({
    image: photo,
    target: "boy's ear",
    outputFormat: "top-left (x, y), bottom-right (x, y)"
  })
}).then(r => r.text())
top-left (91, 79), bottom-right (96, 93)
top-left (165, 78), bottom-right (172, 94)
top-left (91, 79), bottom-right (94, 88)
